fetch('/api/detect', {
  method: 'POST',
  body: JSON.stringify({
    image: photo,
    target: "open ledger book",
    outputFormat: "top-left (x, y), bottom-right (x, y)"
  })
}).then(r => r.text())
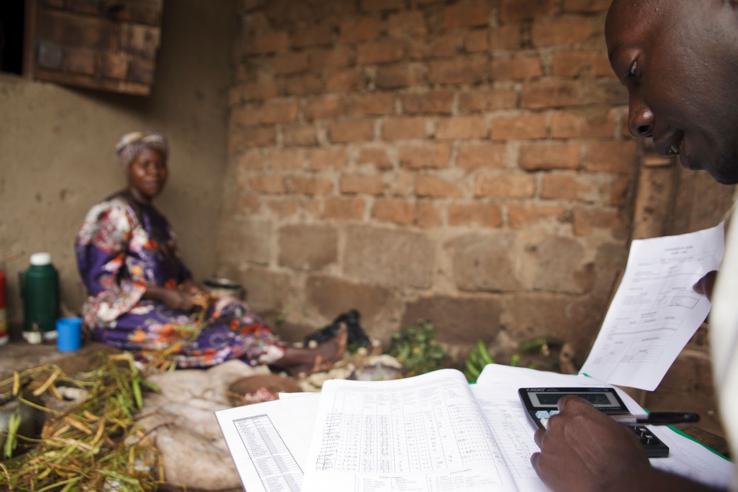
top-left (216, 364), bottom-right (733, 492)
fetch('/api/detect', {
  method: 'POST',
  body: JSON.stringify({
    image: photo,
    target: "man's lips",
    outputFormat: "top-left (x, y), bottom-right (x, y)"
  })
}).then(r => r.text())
top-left (653, 130), bottom-right (684, 157)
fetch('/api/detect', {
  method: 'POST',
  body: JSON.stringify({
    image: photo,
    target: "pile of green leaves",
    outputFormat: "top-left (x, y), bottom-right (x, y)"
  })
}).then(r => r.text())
top-left (0, 353), bottom-right (160, 491)
top-left (388, 320), bottom-right (448, 376)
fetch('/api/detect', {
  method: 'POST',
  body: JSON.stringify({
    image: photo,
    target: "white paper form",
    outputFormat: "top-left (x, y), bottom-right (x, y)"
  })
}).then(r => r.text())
top-left (581, 222), bottom-right (725, 390)
top-left (215, 395), bottom-right (320, 492)
top-left (301, 369), bottom-right (518, 492)
top-left (475, 364), bottom-right (733, 490)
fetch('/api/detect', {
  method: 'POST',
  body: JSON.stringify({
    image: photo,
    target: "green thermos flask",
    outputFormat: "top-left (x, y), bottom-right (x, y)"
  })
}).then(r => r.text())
top-left (21, 252), bottom-right (59, 344)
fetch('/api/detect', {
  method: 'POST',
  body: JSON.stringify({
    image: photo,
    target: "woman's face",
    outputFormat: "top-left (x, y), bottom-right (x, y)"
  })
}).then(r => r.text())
top-left (128, 147), bottom-right (168, 200)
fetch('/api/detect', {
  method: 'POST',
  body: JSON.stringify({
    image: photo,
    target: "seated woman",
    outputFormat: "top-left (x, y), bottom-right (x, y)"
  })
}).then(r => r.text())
top-left (75, 131), bottom-right (345, 372)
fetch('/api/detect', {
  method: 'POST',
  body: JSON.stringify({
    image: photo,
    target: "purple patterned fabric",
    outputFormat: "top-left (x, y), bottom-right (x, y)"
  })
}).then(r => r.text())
top-left (75, 193), bottom-right (285, 368)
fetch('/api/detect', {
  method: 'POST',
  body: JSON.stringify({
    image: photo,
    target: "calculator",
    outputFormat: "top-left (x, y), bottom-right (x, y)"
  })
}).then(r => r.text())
top-left (518, 387), bottom-right (670, 458)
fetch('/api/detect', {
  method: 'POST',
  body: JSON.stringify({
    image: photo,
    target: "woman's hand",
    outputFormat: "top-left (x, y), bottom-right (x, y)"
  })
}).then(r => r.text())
top-left (145, 285), bottom-right (196, 311)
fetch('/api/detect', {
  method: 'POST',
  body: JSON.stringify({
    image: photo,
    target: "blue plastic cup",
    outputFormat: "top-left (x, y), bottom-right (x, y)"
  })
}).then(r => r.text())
top-left (56, 317), bottom-right (82, 352)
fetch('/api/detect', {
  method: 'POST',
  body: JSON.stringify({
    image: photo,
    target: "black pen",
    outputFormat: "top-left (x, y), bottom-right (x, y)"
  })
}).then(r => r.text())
top-left (611, 412), bottom-right (700, 426)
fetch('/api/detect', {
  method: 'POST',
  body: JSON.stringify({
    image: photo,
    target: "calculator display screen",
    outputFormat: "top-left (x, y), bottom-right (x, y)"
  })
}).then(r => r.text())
top-left (528, 390), bottom-right (623, 409)
top-left (537, 393), bottom-right (611, 405)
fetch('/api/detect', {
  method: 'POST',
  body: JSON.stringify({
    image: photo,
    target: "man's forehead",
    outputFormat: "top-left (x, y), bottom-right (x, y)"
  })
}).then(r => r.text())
top-left (605, 0), bottom-right (663, 57)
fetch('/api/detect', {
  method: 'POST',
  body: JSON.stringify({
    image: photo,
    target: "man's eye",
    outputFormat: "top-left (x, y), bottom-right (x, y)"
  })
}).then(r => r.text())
top-left (627, 60), bottom-right (638, 79)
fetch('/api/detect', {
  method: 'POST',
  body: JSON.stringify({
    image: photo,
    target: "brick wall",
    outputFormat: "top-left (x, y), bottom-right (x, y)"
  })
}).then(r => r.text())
top-left (218, 0), bottom-right (638, 359)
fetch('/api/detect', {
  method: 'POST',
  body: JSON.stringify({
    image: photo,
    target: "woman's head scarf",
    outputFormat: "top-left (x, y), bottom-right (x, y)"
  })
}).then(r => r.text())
top-left (114, 131), bottom-right (168, 167)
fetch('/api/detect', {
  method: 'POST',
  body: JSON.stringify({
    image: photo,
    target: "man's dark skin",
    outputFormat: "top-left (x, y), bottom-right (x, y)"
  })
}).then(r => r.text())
top-left (531, 1), bottom-right (738, 491)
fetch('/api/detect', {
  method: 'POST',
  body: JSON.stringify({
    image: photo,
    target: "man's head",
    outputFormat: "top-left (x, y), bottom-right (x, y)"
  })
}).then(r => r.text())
top-left (606, 0), bottom-right (738, 184)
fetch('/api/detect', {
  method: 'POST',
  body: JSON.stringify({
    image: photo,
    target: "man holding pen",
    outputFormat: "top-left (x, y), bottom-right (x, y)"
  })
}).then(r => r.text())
top-left (531, 1), bottom-right (738, 490)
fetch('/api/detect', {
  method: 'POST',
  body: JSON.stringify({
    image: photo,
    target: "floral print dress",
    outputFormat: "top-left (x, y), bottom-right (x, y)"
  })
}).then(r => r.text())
top-left (75, 193), bottom-right (285, 368)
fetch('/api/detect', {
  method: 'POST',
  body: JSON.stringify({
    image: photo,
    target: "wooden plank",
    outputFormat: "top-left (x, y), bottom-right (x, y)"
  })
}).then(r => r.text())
top-left (33, 66), bottom-right (151, 95)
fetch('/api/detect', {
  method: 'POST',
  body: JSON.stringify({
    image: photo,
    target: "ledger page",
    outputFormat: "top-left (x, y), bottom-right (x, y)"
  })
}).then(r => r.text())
top-left (301, 369), bottom-right (517, 492)
top-left (580, 222), bottom-right (724, 390)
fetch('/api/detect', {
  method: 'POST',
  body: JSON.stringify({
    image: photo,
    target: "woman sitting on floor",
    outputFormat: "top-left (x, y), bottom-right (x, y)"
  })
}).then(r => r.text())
top-left (75, 131), bottom-right (344, 371)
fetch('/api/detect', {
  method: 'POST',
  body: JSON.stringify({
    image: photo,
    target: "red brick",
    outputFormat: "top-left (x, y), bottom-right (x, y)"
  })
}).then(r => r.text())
top-left (459, 89), bottom-right (518, 112)
top-left (325, 69), bottom-right (363, 93)
top-left (372, 199), bottom-right (415, 225)
top-left (448, 203), bottom-right (503, 228)
top-left (383, 117), bottom-right (427, 140)
top-left (246, 32), bottom-right (290, 54)
top-left (307, 148), bottom-right (348, 170)
top-left (236, 149), bottom-right (265, 171)
top-left (239, 193), bottom-right (261, 213)
top-left (322, 197), bottom-right (366, 221)
top-left (272, 52), bottom-right (309, 75)
top-left (508, 203), bottom-right (569, 228)
top-left (416, 202), bottom-right (443, 228)
top-left (490, 54), bottom-right (542, 80)
top-left (522, 79), bottom-right (588, 109)
top-left (400, 91), bottom-right (454, 115)
top-left (304, 95), bottom-right (342, 120)
top-left (357, 40), bottom-right (406, 65)
top-left (371, 199), bottom-right (440, 227)
top-left (308, 46), bottom-right (354, 70)
top-left (358, 146), bottom-right (394, 170)
top-left (573, 206), bottom-right (627, 238)
top-left (388, 12), bottom-right (427, 37)
top-left (489, 24), bottom-right (522, 50)
top-left (456, 143), bottom-right (508, 170)
top-left (260, 99), bottom-right (300, 124)
top-left (340, 16), bottom-right (381, 44)
top-left (540, 173), bottom-right (600, 203)
top-left (550, 110), bottom-right (616, 139)
top-left (249, 175), bottom-right (286, 194)
top-left (388, 171), bottom-right (415, 196)
top-left (348, 93), bottom-right (396, 116)
top-left (490, 113), bottom-right (548, 140)
top-left (428, 56), bottom-right (486, 85)
top-left (285, 176), bottom-right (334, 195)
top-left (328, 119), bottom-right (375, 143)
top-left (375, 63), bottom-right (425, 89)
top-left (499, 0), bottom-right (556, 22)
top-left (361, 0), bottom-right (405, 12)
top-left (464, 30), bottom-right (489, 52)
top-left (585, 141), bottom-right (638, 174)
top-left (237, 126), bottom-right (277, 148)
top-left (475, 174), bottom-right (536, 198)
top-left (435, 116), bottom-right (487, 140)
top-left (608, 175), bottom-right (630, 206)
top-left (340, 174), bottom-right (385, 195)
top-left (283, 73), bottom-right (324, 96)
top-left (267, 198), bottom-right (299, 218)
top-left (399, 143), bottom-right (451, 169)
top-left (270, 149), bottom-right (306, 170)
top-left (415, 175), bottom-right (462, 198)
top-left (427, 33), bottom-right (463, 58)
top-left (230, 105), bottom-right (260, 127)
top-left (519, 142), bottom-right (580, 171)
top-left (283, 124), bottom-right (318, 147)
top-left (532, 16), bottom-right (597, 47)
top-left (442, 1), bottom-right (491, 29)
top-left (551, 50), bottom-right (613, 77)
top-left (229, 80), bottom-right (279, 105)
top-left (293, 25), bottom-right (333, 48)
top-left (563, 0), bottom-right (611, 13)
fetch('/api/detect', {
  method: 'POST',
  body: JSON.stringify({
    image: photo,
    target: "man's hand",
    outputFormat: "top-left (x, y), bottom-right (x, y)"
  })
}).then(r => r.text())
top-left (531, 396), bottom-right (651, 492)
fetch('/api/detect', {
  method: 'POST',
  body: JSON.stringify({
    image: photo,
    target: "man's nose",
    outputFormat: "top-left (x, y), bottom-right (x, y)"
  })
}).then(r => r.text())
top-left (628, 94), bottom-right (654, 138)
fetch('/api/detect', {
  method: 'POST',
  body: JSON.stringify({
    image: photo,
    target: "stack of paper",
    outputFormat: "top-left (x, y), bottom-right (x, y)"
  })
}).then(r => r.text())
top-left (215, 223), bottom-right (732, 491)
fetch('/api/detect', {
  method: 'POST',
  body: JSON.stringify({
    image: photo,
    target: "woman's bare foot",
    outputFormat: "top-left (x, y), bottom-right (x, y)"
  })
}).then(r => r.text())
top-left (284, 327), bottom-right (347, 377)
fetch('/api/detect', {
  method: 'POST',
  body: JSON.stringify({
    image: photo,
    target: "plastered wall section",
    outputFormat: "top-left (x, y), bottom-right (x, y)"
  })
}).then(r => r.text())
top-left (0, 0), bottom-right (237, 327)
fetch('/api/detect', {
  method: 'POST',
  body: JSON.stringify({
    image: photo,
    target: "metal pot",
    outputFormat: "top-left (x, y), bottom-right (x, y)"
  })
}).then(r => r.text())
top-left (202, 277), bottom-right (246, 301)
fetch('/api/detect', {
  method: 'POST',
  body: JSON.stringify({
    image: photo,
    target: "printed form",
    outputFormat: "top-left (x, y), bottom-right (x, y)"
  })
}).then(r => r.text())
top-left (300, 369), bottom-right (518, 492)
top-left (581, 222), bottom-right (725, 390)
top-left (475, 364), bottom-right (733, 491)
